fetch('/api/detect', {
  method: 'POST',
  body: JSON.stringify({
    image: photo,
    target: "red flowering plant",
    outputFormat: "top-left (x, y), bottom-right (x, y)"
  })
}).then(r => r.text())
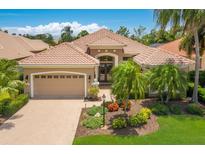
top-left (121, 101), bottom-right (131, 111)
top-left (108, 102), bottom-right (119, 112)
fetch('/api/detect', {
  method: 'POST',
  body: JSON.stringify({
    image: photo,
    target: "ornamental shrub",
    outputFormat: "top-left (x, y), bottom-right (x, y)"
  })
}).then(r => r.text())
top-left (3, 94), bottom-right (29, 116)
top-left (112, 117), bottom-right (127, 129)
top-left (198, 88), bottom-right (205, 103)
top-left (88, 86), bottom-right (99, 99)
top-left (139, 108), bottom-right (152, 119)
top-left (186, 103), bottom-right (204, 116)
top-left (87, 105), bottom-right (108, 116)
top-left (169, 104), bottom-right (182, 115)
top-left (150, 102), bottom-right (169, 115)
top-left (107, 102), bottom-right (119, 112)
top-left (82, 116), bottom-right (103, 129)
top-left (121, 101), bottom-right (131, 111)
top-left (188, 71), bottom-right (205, 87)
top-left (0, 91), bottom-right (12, 115)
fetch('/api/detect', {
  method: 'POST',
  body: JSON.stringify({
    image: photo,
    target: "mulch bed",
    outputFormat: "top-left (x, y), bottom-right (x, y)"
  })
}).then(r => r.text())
top-left (75, 99), bottom-right (159, 137)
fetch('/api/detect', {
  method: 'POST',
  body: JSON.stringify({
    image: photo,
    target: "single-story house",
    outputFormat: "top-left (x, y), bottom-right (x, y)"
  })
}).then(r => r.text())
top-left (157, 39), bottom-right (205, 69)
top-left (19, 28), bottom-right (195, 99)
top-left (0, 31), bottom-right (49, 60)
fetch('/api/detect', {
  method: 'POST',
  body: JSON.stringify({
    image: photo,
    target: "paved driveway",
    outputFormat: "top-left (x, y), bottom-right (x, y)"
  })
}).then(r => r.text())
top-left (0, 99), bottom-right (97, 145)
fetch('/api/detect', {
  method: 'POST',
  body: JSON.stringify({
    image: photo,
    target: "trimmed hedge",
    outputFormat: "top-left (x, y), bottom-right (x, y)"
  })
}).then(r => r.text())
top-left (187, 82), bottom-right (205, 103)
top-left (186, 103), bottom-right (204, 116)
top-left (188, 71), bottom-right (205, 87)
top-left (0, 94), bottom-right (29, 116)
top-left (150, 102), bottom-right (170, 115)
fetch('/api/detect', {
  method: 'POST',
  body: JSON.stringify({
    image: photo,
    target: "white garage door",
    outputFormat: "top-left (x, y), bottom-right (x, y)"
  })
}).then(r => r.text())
top-left (33, 73), bottom-right (85, 99)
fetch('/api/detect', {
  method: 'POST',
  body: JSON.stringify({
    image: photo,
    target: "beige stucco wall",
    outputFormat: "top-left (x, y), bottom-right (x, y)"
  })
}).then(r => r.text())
top-left (23, 67), bottom-right (95, 98)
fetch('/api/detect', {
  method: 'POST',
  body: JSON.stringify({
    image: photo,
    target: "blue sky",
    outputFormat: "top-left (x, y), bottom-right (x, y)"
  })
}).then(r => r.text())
top-left (0, 9), bottom-right (156, 37)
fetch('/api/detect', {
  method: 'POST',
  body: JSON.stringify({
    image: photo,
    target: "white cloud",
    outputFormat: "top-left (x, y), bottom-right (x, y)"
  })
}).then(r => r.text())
top-left (2, 21), bottom-right (107, 37)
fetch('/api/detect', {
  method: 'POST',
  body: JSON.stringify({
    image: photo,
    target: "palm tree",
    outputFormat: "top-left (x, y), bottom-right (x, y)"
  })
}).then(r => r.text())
top-left (149, 64), bottom-right (187, 103)
top-left (180, 26), bottom-right (205, 58)
top-left (154, 9), bottom-right (205, 103)
top-left (0, 59), bottom-right (25, 98)
top-left (111, 60), bottom-right (146, 111)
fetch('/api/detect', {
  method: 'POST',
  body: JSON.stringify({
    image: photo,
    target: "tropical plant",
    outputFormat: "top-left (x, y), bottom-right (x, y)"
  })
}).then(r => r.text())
top-left (111, 60), bottom-right (146, 113)
top-left (77, 30), bottom-right (89, 38)
top-left (149, 64), bottom-right (187, 103)
top-left (154, 9), bottom-right (205, 103)
top-left (116, 26), bottom-right (130, 37)
top-left (0, 59), bottom-right (25, 98)
top-left (59, 26), bottom-right (75, 43)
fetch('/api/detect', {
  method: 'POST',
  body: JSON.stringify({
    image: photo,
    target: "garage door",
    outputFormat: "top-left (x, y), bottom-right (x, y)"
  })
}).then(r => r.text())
top-left (33, 73), bottom-right (85, 99)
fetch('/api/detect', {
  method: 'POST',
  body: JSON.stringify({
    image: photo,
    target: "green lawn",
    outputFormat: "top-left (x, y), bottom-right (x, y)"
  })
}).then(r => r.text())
top-left (73, 115), bottom-right (205, 145)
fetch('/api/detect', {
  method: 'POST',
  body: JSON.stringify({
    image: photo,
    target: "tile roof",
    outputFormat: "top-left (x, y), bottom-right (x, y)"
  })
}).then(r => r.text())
top-left (0, 31), bottom-right (49, 60)
top-left (133, 47), bottom-right (195, 67)
top-left (72, 28), bottom-right (158, 54)
top-left (88, 36), bottom-right (126, 46)
top-left (19, 43), bottom-right (99, 65)
top-left (157, 39), bottom-right (193, 58)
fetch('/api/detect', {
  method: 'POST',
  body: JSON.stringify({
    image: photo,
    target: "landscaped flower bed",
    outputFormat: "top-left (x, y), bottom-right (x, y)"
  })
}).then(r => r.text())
top-left (75, 98), bottom-right (205, 138)
top-left (75, 100), bottom-right (159, 137)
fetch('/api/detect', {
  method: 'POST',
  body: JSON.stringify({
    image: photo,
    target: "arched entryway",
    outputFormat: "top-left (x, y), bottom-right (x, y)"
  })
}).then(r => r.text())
top-left (95, 53), bottom-right (118, 83)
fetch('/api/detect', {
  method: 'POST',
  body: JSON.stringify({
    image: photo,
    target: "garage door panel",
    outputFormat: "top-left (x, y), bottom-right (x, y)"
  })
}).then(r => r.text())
top-left (33, 74), bottom-right (85, 99)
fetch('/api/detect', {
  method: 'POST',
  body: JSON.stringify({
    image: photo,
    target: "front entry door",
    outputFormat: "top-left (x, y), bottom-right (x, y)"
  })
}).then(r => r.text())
top-left (98, 56), bottom-right (114, 82)
top-left (99, 63), bottom-right (113, 82)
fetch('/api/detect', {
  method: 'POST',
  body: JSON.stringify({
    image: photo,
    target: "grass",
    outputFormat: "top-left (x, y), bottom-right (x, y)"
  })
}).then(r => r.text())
top-left (73, 115), bottom-right (205, 145)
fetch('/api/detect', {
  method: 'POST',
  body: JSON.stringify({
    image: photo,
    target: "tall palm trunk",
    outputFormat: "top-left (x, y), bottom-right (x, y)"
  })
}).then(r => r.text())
top-left (192, 31), bottom-right (200, 103)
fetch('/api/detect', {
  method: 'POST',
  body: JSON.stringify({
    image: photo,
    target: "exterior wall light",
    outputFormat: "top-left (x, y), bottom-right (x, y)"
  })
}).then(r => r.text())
top-left (113, 49), bottom-right (116, 52)
top-left (105, 49), bottom-right (108, 52)
top-left (98, 49), bottom-right (101, 52)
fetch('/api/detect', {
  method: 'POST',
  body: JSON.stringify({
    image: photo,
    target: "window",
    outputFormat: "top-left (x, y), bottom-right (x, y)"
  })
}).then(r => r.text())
top-left (66, 75), bottom-right (71, 78)
top-left (123, 57), bottom-right (131, 61)
top-left (73, 75), bottom-right (78, 79)
top-left (53, 75), bottom-right (59, 79)
top-left (60, 75), bottom-right (65, 79)
top-left (35, 75), bottom-right (39, 79)
top-left (41, 75), bottom-right (46, 79)
top-left (47, 75), bottom-right (52, 79)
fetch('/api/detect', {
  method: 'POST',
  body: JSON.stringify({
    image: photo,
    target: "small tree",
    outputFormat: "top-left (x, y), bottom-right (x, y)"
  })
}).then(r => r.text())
top-left (149, 64), bottom-right (188, 103)
top-left (0, 59), bottom-right (25, 98)
top-left (111, 60), bottom-right (146, 112)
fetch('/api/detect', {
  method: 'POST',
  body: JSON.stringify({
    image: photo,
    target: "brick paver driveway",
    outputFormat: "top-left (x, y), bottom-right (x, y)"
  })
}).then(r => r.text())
top-left (0, 99), bottom-right (96, 145)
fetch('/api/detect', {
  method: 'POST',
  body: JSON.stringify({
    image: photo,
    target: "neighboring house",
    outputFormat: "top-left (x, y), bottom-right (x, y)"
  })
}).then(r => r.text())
top-left (0, 31), bottom-right (49, 60)
top-left (19, 28), bottom-right (194, 99)
top-left (157, 39), bottom-right (205, 70)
